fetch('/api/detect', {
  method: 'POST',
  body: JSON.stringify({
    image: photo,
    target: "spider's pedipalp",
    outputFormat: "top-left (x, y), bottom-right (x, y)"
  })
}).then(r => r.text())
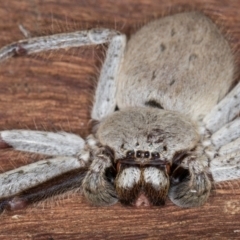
top-left (168, 166), bottom-right (211, 208)
top-left (203, 82), bottom-right (240, 133)
top-left (0, 130), bottom-right (85, 156)
top-left (0, 28), bottom-right (120, 62)
top-left (82, 143), bottom-right (118, 206)
top-left (168, 152), bottom-right (212, 208)
top-left (0, 156), bottom-right (82, 199)
top-left (91, 34), bottom-right (126, 121)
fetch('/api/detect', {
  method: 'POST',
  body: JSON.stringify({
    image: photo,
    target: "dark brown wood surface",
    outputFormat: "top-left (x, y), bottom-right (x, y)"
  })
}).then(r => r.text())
top-left (0, 1), bottom-right (240, 239)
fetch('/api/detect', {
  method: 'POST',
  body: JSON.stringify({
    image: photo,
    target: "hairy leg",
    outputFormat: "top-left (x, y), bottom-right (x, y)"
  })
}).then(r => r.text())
top-left (218, 138), bottom-right (240, 155)
top-left (0, 29), bottom-right (119, 62)
top-left (91, 35), bottom-right (126, 121)
top-left (0, 130), bottom-right (85, 156)
top-left (210, 152), bottom-right (240, 182)
top-left (210, 118), bottom-right (240, 149)
top-left (203, 82), bottom-right (240, 133)
top-left (0, 167), bottom-right (87, 213)
top-left (0, 156), bottom-right (82, 199)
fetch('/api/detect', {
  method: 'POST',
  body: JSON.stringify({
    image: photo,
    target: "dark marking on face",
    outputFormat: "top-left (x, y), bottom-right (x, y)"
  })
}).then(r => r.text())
top-left (147, 128), bottom-right (166, 144)
top-left (169, 79), bottom-right (175, 86)
top-left (171, 28), bottom-right (176, 36)
top-left (151, 70), bottom-right (156, 80)
top-left (189, 53), bottom-right (197, 62)
top-left (160, 43), bottom-right (166, 52)
top-left (145, 100), bottom-right (163, 109)
top-left (189, 53), bottom-right (198, 62)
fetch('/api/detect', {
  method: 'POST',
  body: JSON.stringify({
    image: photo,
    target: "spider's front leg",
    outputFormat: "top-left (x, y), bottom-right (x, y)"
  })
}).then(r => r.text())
top-left (0, 27), bottom-right (126, 121)
top-left (0, 28), bottom-right (126, 154)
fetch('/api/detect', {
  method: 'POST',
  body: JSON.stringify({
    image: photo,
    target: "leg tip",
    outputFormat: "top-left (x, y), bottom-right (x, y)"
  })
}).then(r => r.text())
top-left (0, 137), bottom-right (11, 149)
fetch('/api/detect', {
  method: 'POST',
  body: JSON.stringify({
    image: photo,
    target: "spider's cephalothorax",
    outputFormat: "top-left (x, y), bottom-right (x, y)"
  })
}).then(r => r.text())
top-left (0, 11), bottom-right (240, 213)
top-left (81, 107), bottom-right (211, 207)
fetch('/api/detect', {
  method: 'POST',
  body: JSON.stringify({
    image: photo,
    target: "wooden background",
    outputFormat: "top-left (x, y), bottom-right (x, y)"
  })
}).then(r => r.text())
top-left (0, 0), bottom-right (240, 239)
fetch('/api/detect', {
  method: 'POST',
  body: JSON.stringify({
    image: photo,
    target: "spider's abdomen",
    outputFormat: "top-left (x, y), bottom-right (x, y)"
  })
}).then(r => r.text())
top-left (116, 12), bottom-right (235, 121)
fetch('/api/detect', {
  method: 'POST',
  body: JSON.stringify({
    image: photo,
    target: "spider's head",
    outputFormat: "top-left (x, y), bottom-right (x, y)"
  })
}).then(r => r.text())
top-left (86, 107), bottom-right (210, 207)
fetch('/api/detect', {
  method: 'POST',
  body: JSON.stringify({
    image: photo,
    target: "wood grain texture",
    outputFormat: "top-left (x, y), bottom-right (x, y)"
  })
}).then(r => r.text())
top-left (0, 0), bottom-right (240, 239)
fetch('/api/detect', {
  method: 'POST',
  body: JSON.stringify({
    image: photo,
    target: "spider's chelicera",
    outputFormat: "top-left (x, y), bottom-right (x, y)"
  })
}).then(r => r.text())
top-left (0, 11), bottom-right (240, 213)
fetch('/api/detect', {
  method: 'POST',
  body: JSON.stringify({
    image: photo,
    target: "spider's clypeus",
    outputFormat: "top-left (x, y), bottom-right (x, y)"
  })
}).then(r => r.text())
top-left (0, 11), bottom-right (240, 213)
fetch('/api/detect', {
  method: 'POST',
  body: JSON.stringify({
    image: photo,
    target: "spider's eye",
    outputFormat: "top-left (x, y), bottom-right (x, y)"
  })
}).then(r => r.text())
top-left (151, 152), bottom-right (160, 159)
top-left (136, 151), bottom-right (142, 158)
top-left (144, 151), bottom-right (150, 158)
top-left (126, 150), bottom-right (135, 158)
top-left (105, 166), bottom-right (117, 184)
top-left (163, 145), bottom-right (168, 151)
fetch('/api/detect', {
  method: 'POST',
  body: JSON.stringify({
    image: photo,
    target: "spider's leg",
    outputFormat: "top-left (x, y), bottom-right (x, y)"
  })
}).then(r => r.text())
top-left (0, 167), bottom-right (87, 213)
top-left (203, 82), bottom-right (240, 133)
top-left (0, 130), bottom-right (84, 156)
top-left (0, 29), bottom-right (120, 62)
top-left (210, 117), bottom-right (240, 150)
top-left (91, 35), bottom-right (126, 121)
top-left (0, 156), bottom-right (83, 199)
top-left (218, 138), bottom-right (240, 155)
top-left (203, 117), bottom-right (240, 158)
top-left (210, 152), bottom-right (240, 183)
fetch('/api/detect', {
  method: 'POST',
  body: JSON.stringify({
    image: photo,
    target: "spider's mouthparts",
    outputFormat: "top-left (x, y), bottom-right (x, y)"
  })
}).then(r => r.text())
top-left (134, 193), bottom-right (151, 207)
